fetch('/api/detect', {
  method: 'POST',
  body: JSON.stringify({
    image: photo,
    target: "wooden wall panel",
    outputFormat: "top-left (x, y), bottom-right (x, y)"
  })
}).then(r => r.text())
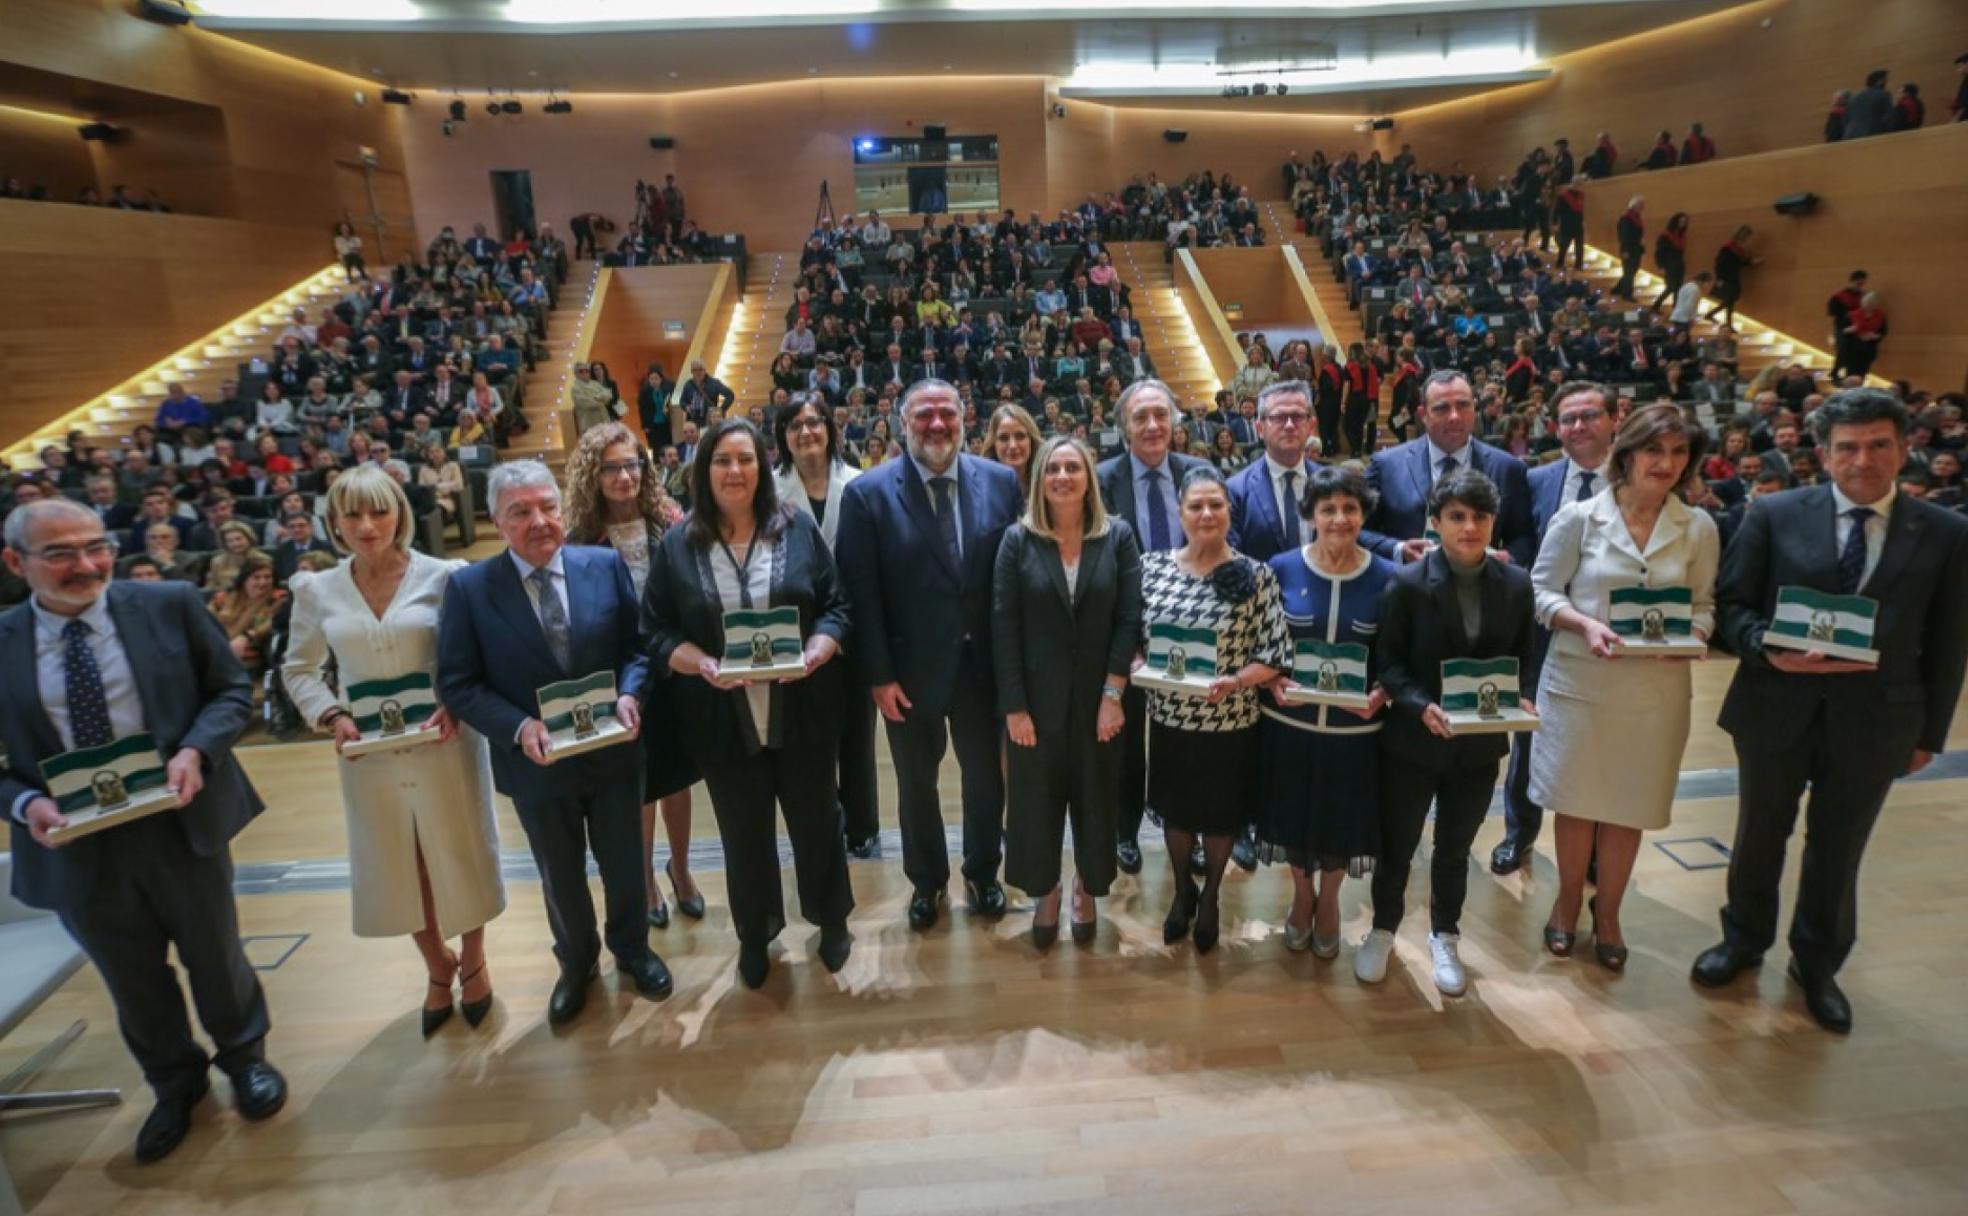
top-left (0, 106), bottom-right (97, 202)
top-left (1189, 248), bottom-right (1304, 327)
top-left (1576, 126), bottom-right (1968, 393)
top-left (588, 264), bottom-right (727, 405)
top-left (0, 201), bottom-right (331, 446)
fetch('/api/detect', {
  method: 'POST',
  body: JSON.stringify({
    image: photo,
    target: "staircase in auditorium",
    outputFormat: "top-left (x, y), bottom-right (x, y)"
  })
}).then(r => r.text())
top-left (502, 257), bottom-right (602, 470)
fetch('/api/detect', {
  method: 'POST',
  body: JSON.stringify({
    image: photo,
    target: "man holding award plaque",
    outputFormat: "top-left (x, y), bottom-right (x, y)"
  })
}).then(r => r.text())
top-left (1695, 389), bottom-right (1968, 1032)
top-left (1, 499), bottom-right (286, 1163)
top-left (438, 461), bottom-right (673, 1027)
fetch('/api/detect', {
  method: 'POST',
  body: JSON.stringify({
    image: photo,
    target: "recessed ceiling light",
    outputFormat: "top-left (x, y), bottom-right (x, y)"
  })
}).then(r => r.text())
top-left (942, 64), bottom-right (953, 70)
top-left (369, 67), bottom-right (384, 76)
top-left (809, 67), bottom-right (819, 73)
top-left (668, 71), bottom-right (678, 78)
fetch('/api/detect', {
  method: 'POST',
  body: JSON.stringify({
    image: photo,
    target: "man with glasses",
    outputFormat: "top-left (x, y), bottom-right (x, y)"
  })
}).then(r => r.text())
top-left (0, 499), bottom-right (286, 1163)
top-left (1361, 369), bottom-right (1535, 567)
top-left (1492, 381), bottom-right (1617, 875)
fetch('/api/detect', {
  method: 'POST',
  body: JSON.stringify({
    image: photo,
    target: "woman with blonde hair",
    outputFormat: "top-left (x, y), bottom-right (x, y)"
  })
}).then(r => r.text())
top-left (418, 441), bottom-right (466, 523)
top-left (204, 519), bottom-right (266, 592)
top-left (992, 436), bottom-right (1142, 948)
top-left (983, 403), bottom-right (1044, 496)
top-left (562, 421), bottom-right (704, 927)
top-left (282, 463), bottom-right (506, 1034)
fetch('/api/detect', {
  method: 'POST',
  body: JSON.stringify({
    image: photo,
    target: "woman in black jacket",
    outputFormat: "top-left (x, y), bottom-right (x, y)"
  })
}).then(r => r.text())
top-left (641, 418), bottom-right (855, 989)
top-left (1703, 226), bottom-right (1758, 328)
top-left (1649, 212), bottom-right (1690, 312)
top-left (992, 435), bottom-right (1143, 949)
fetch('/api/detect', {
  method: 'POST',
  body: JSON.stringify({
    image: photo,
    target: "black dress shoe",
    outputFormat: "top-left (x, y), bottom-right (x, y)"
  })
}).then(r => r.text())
top-left (647, 897), bottom-right (670, 930)
top-left (1230, 830), bottom-right (1259, 874)
top-left (1690, 941), bottom-right (1763, 988)
top-left (548, 964), bottom-right (598, 1025)
top-left (1193, 888), bottom-right (1222, 954)
top-left (227, 1061), bottom-right (287, 1122)
top-left (1787, 961), bottom-right (1853, 1034)
top-left (621, 951), bottom-right (675, 999)
top-left (737, 939), bottom-right (770, 989)
top-left (1489, 840), bottom-right (1529, 875)
top-left (1115, 838), bottom-right (1143, 875)
top-left (908, 888), bottom-right (944, 930)
top-left (1163, 877), bottom-right (1200, 944)
top-left (965, 879), bottom-right (1008, 919)
top-left (845, 833), bottom-right (883, 861)
top-left (135, 1078), bottom-right (208, 1164)
top-left (817, 922), bottom-right (852, 973)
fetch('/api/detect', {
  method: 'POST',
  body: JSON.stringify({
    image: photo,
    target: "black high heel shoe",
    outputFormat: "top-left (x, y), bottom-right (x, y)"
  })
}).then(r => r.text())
top-left (459, 964), bottom-right (494, 1028)
top-left (647, 892), bottom-right (671, 930)
top-left (1193, 886), bottom-right (1222, 955)
top-left (668, 859), bottom-right (706, 920)
top-left (1589, 896), bottom-right (1628, 971)
top-left (1163, 876), bottom-right (1200, 944)
top-left (422, 977), bottom-right (455, 1038)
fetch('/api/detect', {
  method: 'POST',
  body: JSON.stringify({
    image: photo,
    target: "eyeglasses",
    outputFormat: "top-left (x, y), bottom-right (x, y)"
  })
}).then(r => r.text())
top-left (788, 416), bottom-right (828, 433)
top-left (27, 539), bottom-right (118, 565)
top-left (599, 459), bottom-right (644, 479)
top-left (1556, 408), bottom-right (1607, 428)
top-left (1264, 411), bottom-right (1311, 427)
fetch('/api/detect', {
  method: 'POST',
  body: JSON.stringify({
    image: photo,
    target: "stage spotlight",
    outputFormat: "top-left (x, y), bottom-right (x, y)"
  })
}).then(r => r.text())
top-left (449, 100), bottom-right (468, 121)
top-left (544, 99), bottom-right (573, 115)
top-left (501, 100), bottom-right (523, 114)
top-left (486, 101), bottom-right (502, 116)
top-left (1253, 83), bottom-right (1269, 96)
top-left (1275, 83), bottom-right (1289, 96)
top-left (381, 89), bottom-right (412, 105)
top-left (857, 138), bottom-right (877, 151)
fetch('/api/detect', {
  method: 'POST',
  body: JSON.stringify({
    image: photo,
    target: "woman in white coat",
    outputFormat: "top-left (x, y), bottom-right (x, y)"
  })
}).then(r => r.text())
top-left (773, 393), bottom-right (881, 857)
top-left (283, 464), bottom-right (506, 1035)
top-left (1530, 402), bottom-right (1719, 970)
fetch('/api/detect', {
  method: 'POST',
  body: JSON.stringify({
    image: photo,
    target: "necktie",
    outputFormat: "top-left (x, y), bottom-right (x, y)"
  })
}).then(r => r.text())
top-left (930, 476), bottom-right (961, 566)
top-left (1142, 467), bottom-right (1172, 551)
top-left (1837, 507), bottom-right (1874, 594)
top-left (1281, 470), bottom-right (1302, 549)
top-left (62, 619), bottom-right (115, 749)
top-left (1437, 454), bottom-right (1459, 484)
top-left (1576, 469), bottom-right (1597, 502)
top-left (529, 566), bottom-right (571, 672)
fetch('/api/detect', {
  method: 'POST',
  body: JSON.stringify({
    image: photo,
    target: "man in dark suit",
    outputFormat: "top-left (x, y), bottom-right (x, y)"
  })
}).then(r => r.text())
top-left (270, 513), bottom-right (336, 584)
top-left (1362, 369), bottom-right (1535, 567)
top-left (1094, 379), bottom-right (1212, 875)
top-left (1226, 380), bottom-right (1321, 564)
top-left (437, 461), bottom-right (671, 1025)
top-left (1692, 389), bottom-right (1968, 1032)
top-left (836, 380), bottom-right (1024, 929)
top-left (1493, 381), bottom-right (1616, 874)
top-left (1, 499), bottom-right (285, 1163)
top-left (82, 473), bottom-right (138, 532)
top-left (675, 360), bottom-right (734, 424)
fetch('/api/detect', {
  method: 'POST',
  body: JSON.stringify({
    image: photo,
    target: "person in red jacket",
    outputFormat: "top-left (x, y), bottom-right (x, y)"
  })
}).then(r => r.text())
top-left (1826, 270), bottom-right (1869, 376)
top-left (1341, 342), bottom-right (1381, 457)
top-left (1614, 196), bottom-right (1646, 300)
top-left (1681, 122), bottom-right (1717, 164)
top-left (1643, 131), bottom-right (1678, 170)
top-left (1894, 83), bottom-right (1925, 130)
top-left (1554, 179), bottom-right (1587, 269)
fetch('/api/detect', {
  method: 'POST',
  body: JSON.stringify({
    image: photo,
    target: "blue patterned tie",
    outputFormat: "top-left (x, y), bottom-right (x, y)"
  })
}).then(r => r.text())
top-left (1281, 470), bottom-right (1302, 549)
top-left (1142, 467), bottom-right (1172, 551)
top-left (1438, 454), bottom-right (1459, 484)
top-left (1837, 507), bottom-right (1874, 594)
top-left (529, 567), bottom-right (572, 672)
top-left (62, 619), bottom-right (115, 749)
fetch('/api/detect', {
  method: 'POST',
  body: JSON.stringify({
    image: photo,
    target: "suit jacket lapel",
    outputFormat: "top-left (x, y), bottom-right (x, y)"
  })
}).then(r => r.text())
top-left (1406, 441), bottom-right (1433, 510)
top-left (1426, 551), bottom-right (1471, 654)
top-left (1860, 495), bottom-right (1921, 598)
top-left (106, 585), bottom-right (168, 730)
top-left (1806, 485), bottom-right (1840, 583)
top-left (897, 459), bottom-right (959, 581)
top-left (562, 548), bottom-right (595, 673)
top-left (1247, 463), bottom-right (1279, 547)
top-left (1643, 497), bottom-right (1688, 560)
top-left (488, 551), bottom-right (558, 672)
top-left (1, 608), bottom-right (63, 758)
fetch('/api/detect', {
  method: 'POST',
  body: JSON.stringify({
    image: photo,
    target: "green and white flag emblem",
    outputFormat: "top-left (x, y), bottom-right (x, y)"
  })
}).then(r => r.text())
top-left (1769, 586), bottom-right (1876, 653)
top-left (1441, 657), bottom-right (1521, 713)
top-left (1293, 640), bottom-right (1368, 695)
top-left (41, 733), bottom-right (169, 815)
top-left (1147, 622), bottom-right (1218, 680)
top-left (1608, 585), bottom-right (1693, 640)
top-left (538, 670), bottom-right (619, 735)
top-left (346, 671), bottom-right (436, 735)
top-left (722, 606), bottom-right (802, 668)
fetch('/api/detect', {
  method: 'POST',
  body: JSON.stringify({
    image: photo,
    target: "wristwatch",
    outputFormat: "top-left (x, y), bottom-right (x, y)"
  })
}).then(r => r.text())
top-left (1100, 685), bottom-right (1124, 702)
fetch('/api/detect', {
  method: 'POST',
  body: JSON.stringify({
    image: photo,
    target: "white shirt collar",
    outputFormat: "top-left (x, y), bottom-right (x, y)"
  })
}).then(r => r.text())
top-left (509, 546), bottom-right (566, 583)
top-left (1264, 453), bottom-right (1307, 482)
top-left (1831, 481), bottom-right (1895, 518)
top-left (1425, 437), bottom-right (1472, 470)
top-left (31, 590), bottom-right (115, 645)
top-left (910, 454), bottom-right (957, 489)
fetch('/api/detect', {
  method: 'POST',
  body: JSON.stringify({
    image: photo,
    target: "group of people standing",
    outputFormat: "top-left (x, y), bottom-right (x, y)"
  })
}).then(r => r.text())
top-left (1, 365), bottom-right (1962, 1166)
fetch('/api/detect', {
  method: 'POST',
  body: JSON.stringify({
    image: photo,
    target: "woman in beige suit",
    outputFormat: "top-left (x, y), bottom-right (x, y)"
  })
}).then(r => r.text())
top-left (283, 465), bottom-right (506, 1035)
top-left (1530, 403), bottom-right (1718, 969)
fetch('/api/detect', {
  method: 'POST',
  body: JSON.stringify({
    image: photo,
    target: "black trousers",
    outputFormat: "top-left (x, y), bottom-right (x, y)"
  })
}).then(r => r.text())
top-left (57, 814), bottom-right (268, 1101)
top-left (1501, 728), bottom-right (1544, 849)
top-left (512, 759), bottom-right (651, 974)
top-left (1615, 248), bottom-right (1642, 298)
top-left (1721, 709), bottom-right (1913, 976)
top-left (1005, 714), bottom-right (1120, 898)
top-left (1343, 390), bottom-right (1374, 458)
top-left (1555, 226), bottom-right (1585, 270)
top-left (885, 673), bottom-right (1005, 892)
top-left (701, 746), bottom-right (854, 946)
top-left (1372, 744), bottom-right (1502, 935)
top-left (1651, 259), bottom-right (1684, 310)
top-left (838, 671), bottom-right (880, 846)
top-left (1521, 205), bottom-right (1550, 249)
top-left (1117, 684), bottom-right (1150, 847)
top-left (1316, 392), bottom-right (1343, 458)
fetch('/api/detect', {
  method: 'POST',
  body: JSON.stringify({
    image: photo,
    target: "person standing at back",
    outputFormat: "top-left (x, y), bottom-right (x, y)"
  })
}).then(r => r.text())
top-left (1692, 389), bottom-right (1968, 1032)
top-left (835, 379), bottom-right (1025, 929)
top-left (1360, 368), bottom-right (1535, 569)
top-left (1842, 69), bottom-right (1895, 138)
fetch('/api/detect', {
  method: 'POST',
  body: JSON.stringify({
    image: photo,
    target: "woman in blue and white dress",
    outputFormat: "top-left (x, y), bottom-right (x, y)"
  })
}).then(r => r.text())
top-left (1257, 465), bottom-right (1396, 959)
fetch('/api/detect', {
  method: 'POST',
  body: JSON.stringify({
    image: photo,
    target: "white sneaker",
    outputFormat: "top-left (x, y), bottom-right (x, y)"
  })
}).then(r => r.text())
top-left (1354, 928), bottom-right (1395, 983)
top-left (1430, 932), bottom-right (1467, 996)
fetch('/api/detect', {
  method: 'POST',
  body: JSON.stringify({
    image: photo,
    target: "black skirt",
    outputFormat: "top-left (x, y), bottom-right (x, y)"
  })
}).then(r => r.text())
top-left (641, 677), bottom-right (701, 801)
top-left (1148, 720), bottom-right (1257, 837)
top-left (1254, 715), bottom-right (1380, 874)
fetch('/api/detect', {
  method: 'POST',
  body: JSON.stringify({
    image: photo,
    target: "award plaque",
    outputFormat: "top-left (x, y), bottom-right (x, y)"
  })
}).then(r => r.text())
top-left (719, 605), bottom-right (807, 682)
top-left (41, 733), bottom-right (179, 846)
top-left (1440, 657), bottom-right (1539, 735)
top-left (1762, 586), bottom-right (1879, 664)
top-left (340, 671), bottom-right (446, 758)
top-left (1607, 586), bottom-right (1708, 658)
top-left (1280, 639), bottom-right (1372, 711)
top-left (1135, 622), bottom-right (1222, 698)
top-left (537, 671), bottom-right (632, 762)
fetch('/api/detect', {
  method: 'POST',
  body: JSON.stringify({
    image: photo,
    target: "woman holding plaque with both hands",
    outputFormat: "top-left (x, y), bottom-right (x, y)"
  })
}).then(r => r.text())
top-left (282, 464), bottom-right (506, 1036)
top-left (1136, 465), bottom-right (1291, 954)
top-left (992, 435), bottom-right (1142, 950)
top-left (641, 418), bottom-right (855, 989)
top-left (1361, 469), bottom-right (1537, 997)
top-left (1530, 403), bottom-right (1718, 969)
top-left (1256, 465), bottom-right (1396, 960)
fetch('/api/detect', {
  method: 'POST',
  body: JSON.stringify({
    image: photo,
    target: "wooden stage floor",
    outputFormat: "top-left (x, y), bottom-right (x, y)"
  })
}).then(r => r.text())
top-left (5, 660), bottom-right (1967, 1215)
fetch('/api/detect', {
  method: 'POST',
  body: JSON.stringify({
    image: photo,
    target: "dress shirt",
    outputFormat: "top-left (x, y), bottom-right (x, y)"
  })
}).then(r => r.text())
top-left (1831, 482), bottom-right (1894, 590)
top-left (508, 547), bottom-right (571, 740)
top-left (1264, 455), bottom-right (1309, 528)
top-left (14, 594), bottom-right (146, 822)
top-left (910, 454), bottom-right (963, 560)
top-left (1424, 438), bottom-right (1473, 483)
top-left (710, 537), bottom-right (778, 740)
top-left (1129, 453), bottom-right (1185, 551)
top-left (1560, 458), bottom-right (1610, 505)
